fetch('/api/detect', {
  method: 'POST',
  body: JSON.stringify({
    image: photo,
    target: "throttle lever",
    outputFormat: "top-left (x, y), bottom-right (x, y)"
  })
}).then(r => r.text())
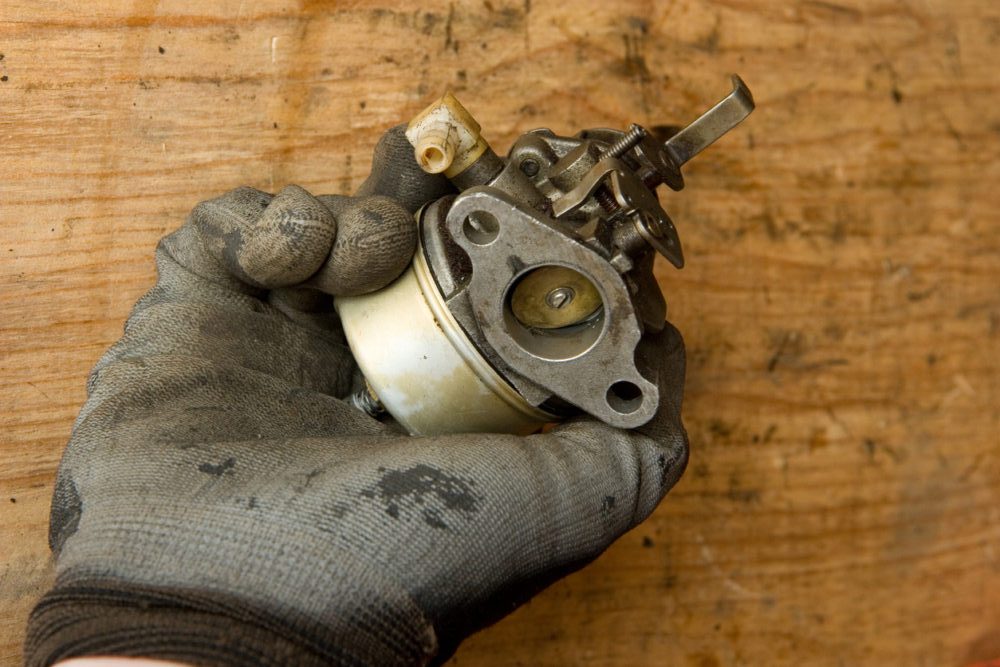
top-left (664, 74), bottom-right (755, 169)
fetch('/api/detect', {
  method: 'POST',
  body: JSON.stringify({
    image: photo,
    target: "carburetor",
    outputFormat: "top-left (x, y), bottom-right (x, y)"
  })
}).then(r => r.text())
top-left (336, 76), bottom-right (754, 436)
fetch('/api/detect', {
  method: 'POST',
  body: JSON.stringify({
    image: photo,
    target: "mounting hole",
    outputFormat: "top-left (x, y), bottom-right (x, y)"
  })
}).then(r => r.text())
top-left (606, 381), bottom-right (643, 414)
top-left (463, 211), bottom-right (500, 245)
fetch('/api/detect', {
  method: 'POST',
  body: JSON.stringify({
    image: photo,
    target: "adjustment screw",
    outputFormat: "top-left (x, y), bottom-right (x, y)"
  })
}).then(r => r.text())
top-left (520, 158), bottom-right (540, 177)
top-left (603, 124), bottom-right (648, 158)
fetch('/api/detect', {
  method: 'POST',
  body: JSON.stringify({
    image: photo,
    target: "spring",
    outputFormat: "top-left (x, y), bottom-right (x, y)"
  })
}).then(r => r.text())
top-left (602, 124), bottom-right (648, 158)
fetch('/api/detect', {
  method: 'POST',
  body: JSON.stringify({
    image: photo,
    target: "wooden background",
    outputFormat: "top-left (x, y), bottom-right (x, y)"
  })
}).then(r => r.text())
top-left (2, 0), bottom-right (998, 665)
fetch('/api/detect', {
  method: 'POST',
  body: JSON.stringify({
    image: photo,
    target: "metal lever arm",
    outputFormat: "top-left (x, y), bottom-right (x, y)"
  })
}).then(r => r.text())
top-left (664, 74), bottom-right (755, 168)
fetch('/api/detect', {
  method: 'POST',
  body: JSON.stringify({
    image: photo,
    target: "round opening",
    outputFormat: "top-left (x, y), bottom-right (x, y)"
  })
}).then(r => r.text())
top-left (420, 145), bottom-right (449, 173)
top-left (606, 380), bottom-right (642, 414)
top-left (502, 264), bottom-right (606, 362)
top-left (463, 211), bottom-right (500, 245)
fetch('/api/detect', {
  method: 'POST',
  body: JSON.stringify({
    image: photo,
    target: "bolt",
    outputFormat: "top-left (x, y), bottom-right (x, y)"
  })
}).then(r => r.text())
top-left (349, 385), bottom-right (385, 418)
top-left (545, 286), bottom-right (576, 309)
top-left (520, 158), bottom-right (540, 177)
top-left (602, 124), bottom-right (648, 159)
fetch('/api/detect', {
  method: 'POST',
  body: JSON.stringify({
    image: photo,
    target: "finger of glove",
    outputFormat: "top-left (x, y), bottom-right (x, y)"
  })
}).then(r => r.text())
top-left (193, 184), bottom-right (337, 289)
top-left (119, 233), bottom-right (359, 402)
top-left (633, 321), bottom-right (687, 442)
top-left (305, 195), bottom-right (416, 296)
top-left (266, 287), bottom-right (346, 338)
top-left (354, 124), bottom-right (456, 213)
top-left (542, 320), bottom-right (689, 526)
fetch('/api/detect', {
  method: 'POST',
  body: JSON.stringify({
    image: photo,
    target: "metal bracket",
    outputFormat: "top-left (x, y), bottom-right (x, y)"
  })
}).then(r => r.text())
top-left (446, 187), bottom-right (659, 429)
top-left (551, 157), bottom-right (684, 268)
top-left (608, 170), bottom-right (684, 269)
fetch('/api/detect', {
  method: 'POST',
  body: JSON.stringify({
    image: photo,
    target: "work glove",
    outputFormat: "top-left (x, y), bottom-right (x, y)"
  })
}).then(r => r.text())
top-left (25, 125), bottom-right (689, 667)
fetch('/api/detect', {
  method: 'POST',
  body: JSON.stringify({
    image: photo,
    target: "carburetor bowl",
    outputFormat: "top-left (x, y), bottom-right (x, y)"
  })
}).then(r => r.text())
top-left (336, 231), bottom-right (555, 436)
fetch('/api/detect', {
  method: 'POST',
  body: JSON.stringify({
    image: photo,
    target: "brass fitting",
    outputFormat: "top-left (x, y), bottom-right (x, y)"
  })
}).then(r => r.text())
top-left (405, 92), bottom-right (491, 177)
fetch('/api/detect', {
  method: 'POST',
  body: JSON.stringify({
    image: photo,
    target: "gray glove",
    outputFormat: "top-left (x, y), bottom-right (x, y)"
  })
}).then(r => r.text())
top-left (25, 125), bottom-right (688, 667)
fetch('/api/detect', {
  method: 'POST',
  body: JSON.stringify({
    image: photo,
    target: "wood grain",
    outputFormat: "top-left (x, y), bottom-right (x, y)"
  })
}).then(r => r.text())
top-left (2, 1), bottom-right (998, 665)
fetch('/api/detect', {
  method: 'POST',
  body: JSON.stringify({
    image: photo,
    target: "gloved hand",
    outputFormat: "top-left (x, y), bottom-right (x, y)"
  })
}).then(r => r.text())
top-left (25, 125), bottom-right (689, 667)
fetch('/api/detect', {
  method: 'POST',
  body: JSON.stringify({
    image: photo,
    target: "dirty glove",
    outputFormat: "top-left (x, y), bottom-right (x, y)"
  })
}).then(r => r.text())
top-left (25, 125), bottom-right (689, 667)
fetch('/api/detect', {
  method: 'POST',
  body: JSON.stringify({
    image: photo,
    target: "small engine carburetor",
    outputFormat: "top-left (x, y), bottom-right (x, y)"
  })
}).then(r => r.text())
top-left (336, 76), bottom-right (754, 436)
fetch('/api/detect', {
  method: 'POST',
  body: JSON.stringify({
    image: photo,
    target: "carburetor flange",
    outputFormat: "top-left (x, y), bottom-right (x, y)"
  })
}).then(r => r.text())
top-left (444, 187), bottom-right (657, 428)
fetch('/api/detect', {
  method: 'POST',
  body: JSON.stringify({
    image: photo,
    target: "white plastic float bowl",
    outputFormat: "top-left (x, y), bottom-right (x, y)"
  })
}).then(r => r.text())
top-left (335, 239), bottom-right (554, 436)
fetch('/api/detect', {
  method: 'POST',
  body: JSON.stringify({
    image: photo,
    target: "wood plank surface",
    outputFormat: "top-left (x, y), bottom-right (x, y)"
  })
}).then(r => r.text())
top-left (2, 1), bottom-right (998, 665)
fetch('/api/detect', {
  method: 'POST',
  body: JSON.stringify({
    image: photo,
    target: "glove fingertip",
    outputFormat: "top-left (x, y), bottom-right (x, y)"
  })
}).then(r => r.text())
top-left (239, 184), bottom-right (338, 288)
top-left (311, 196), bottom-right (417, 296)
top-left (188, 184), bottom-right (342, 290)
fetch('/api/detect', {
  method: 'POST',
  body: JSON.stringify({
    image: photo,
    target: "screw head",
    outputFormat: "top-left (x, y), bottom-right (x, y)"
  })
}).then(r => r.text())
top-left (545, 286), bottom-right (575, 309)
top-left (520, 158), bottom-right (540, 177)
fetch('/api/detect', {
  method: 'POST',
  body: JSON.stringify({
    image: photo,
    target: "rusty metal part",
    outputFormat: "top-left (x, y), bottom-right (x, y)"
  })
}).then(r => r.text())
top-left (349, 382), bottom-right (385, 418)
top-left (634, 133), bottom-right (683, 191)
top-left (548, 156), bottom-right (683, 268)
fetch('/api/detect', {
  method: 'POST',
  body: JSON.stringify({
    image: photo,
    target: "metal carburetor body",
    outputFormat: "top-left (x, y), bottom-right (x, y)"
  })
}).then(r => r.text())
top-left (336, 76), bottom-right (754, 436)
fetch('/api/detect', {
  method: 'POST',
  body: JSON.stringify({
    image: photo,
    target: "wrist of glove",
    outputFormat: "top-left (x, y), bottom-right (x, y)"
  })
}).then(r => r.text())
top-left (25, 125), bottom-right (689, 667)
